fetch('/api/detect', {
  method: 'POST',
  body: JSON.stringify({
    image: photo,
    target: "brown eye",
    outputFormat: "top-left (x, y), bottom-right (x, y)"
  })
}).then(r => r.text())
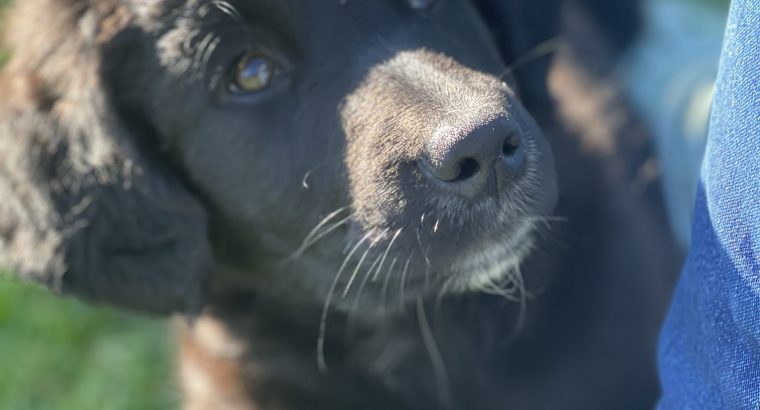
top-left (409, 0), bottom-right (437, 10)
top-left (229, 52), bottom-right (277, 94)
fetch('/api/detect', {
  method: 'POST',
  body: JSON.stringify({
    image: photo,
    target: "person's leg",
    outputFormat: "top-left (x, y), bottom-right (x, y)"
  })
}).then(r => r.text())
top-left (658, 1), bottom-right (760, 408)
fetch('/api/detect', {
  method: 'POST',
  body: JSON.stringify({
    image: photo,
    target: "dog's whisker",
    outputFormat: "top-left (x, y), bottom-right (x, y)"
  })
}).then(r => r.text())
top-left (343, 253), bottom-right (381, 339)
top-left (350, 251), bottom-right (382, 315)
top-left (372, 228), bottom-right (402, 282)
top-left (342, 229), bottom-right (387, 298)
top-left (399, 255), bottom-right (412, 310)
top-left (416, 297), bottom-right (452, 408)
top-left (497, 273), bottom-right (522, 295)
top-left (480, 279), bottom-right (520, 302)
top-left (212, 0), bottom-right (244, 22)
top-left (526, 215), bottom-right (569, 231)
top-left (304, 214), bottom-right (353, 249)
top-left (361, 254), bottom-right (383, 293)
top-left (366, 253), bottom-right (384, 283)
top-left (289, 208), bottom-right (350, 260)
top-left (474, 260), bottom-right (528, 338)
top-left (301, 170), bottom-right (313, 189)
top-left (435, 275), bottom-right (456, 312)
top-left (511, 265), bottom-right (528, 337)
top-left (499, 37), bottom-right (561, 80)
top-left (527, 215), bottom-right (568, 223)
top-left (424, 254), bottom-right (431, 288)
top-left (302, 207), bottom-right (349, 245)
top-left (381, 256), bottom-right (399, 314)
top-left (317, 230), bottom-right (374, 372)
top-left (416, 226), bottom-right (432, 268)
top-left (539, 217), bottom-right (567, 234)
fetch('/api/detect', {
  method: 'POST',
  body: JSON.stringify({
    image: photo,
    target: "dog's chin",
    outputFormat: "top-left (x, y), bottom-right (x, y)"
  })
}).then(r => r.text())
top-left (321, 219), bottom-right (538, 319)
top-left (446, 220), bottom-right (536, 294)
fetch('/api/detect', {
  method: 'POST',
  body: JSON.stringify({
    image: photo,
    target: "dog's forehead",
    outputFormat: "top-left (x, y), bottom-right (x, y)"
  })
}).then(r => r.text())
top-left (133, 0), bottom-right (431, 29)
top-left (142, 0), bottom-right (410, 62)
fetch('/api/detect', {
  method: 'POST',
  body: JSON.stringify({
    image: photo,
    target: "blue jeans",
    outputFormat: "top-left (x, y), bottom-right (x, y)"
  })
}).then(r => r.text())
top-left (657, 1), bottom-right (760, 408)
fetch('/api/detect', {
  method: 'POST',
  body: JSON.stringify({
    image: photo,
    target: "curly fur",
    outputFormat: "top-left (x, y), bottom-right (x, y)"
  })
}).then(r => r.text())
top-left (0, 1), bottom-right (678, 409)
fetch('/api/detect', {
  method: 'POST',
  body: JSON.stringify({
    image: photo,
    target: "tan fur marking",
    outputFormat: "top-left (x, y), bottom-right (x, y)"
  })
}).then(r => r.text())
top-left (179, 317), bottom-right (255, 410)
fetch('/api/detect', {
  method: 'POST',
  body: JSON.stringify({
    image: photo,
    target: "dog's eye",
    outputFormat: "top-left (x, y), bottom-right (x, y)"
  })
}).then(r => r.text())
top-left (408, 0), bottom-right (437, 10)
top-left (229, 52), bottom-right (278, 94)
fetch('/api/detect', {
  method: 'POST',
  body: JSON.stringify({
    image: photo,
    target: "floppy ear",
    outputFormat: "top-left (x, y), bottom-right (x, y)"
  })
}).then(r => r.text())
top-left (570, 0), bottom-right (643, 52)
top-left (0, 1), bottom-right (212, 314)
top-left (470, 0), bottom-right (563, 109)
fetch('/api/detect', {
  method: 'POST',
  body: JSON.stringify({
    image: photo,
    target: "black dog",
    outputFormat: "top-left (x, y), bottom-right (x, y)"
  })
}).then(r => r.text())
top-left (0, 0), bottom-right (679, 409)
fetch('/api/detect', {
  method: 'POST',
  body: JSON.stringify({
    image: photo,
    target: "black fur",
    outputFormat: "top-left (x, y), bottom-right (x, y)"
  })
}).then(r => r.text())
top-left (0, 1), bottom-right (679, 409)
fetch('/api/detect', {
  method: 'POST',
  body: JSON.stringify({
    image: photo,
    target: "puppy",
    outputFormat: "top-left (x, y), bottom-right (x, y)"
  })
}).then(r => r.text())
top-left (0, 0), bottom-right (679, 409)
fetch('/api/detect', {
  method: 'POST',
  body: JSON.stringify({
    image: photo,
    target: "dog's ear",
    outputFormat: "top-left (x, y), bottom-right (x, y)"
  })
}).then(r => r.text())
top-left (471, 0), bottom-right (563, 109)
top-left (472, 0), bottom-right (644, 107)
top-left (0, 1), bottom-right (212, 314)
top-left (570, 0), bottom-right (643, 52)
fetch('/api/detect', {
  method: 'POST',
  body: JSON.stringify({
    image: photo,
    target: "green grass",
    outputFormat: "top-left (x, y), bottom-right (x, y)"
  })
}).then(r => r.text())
top-left (0, 0), bottom-right (7, 66)
top-left (0, 275), bottom-right (178, 410)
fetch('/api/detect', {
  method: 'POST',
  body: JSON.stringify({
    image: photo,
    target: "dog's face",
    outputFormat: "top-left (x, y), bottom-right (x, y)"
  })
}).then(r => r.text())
top-left (1, 0), bottom-right (556, 315)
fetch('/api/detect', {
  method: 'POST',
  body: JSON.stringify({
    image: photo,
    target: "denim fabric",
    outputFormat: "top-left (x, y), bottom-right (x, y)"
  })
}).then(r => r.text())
top-left (658, 1), bottom-right (760, 408)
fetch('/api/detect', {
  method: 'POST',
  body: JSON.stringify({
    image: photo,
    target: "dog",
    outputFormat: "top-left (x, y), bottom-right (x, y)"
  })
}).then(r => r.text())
top-left (0, 0), bottom-right (680, 409)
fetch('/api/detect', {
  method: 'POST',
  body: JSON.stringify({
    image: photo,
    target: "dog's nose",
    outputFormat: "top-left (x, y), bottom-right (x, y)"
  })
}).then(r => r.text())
top-left (420, 117), bottom-right (525, 197)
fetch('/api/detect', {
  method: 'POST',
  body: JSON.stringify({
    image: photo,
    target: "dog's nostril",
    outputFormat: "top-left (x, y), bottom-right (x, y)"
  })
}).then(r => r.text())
top-left (421, 118), bottom-right (526, 195)
top-left (502, 133), bottom-right (520, 157)
top-left (454, 158), bottom-right (481, 182)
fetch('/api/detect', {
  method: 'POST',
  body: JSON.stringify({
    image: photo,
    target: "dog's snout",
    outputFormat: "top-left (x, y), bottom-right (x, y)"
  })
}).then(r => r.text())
top-left (420, 117), bottom-right (526, 196)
